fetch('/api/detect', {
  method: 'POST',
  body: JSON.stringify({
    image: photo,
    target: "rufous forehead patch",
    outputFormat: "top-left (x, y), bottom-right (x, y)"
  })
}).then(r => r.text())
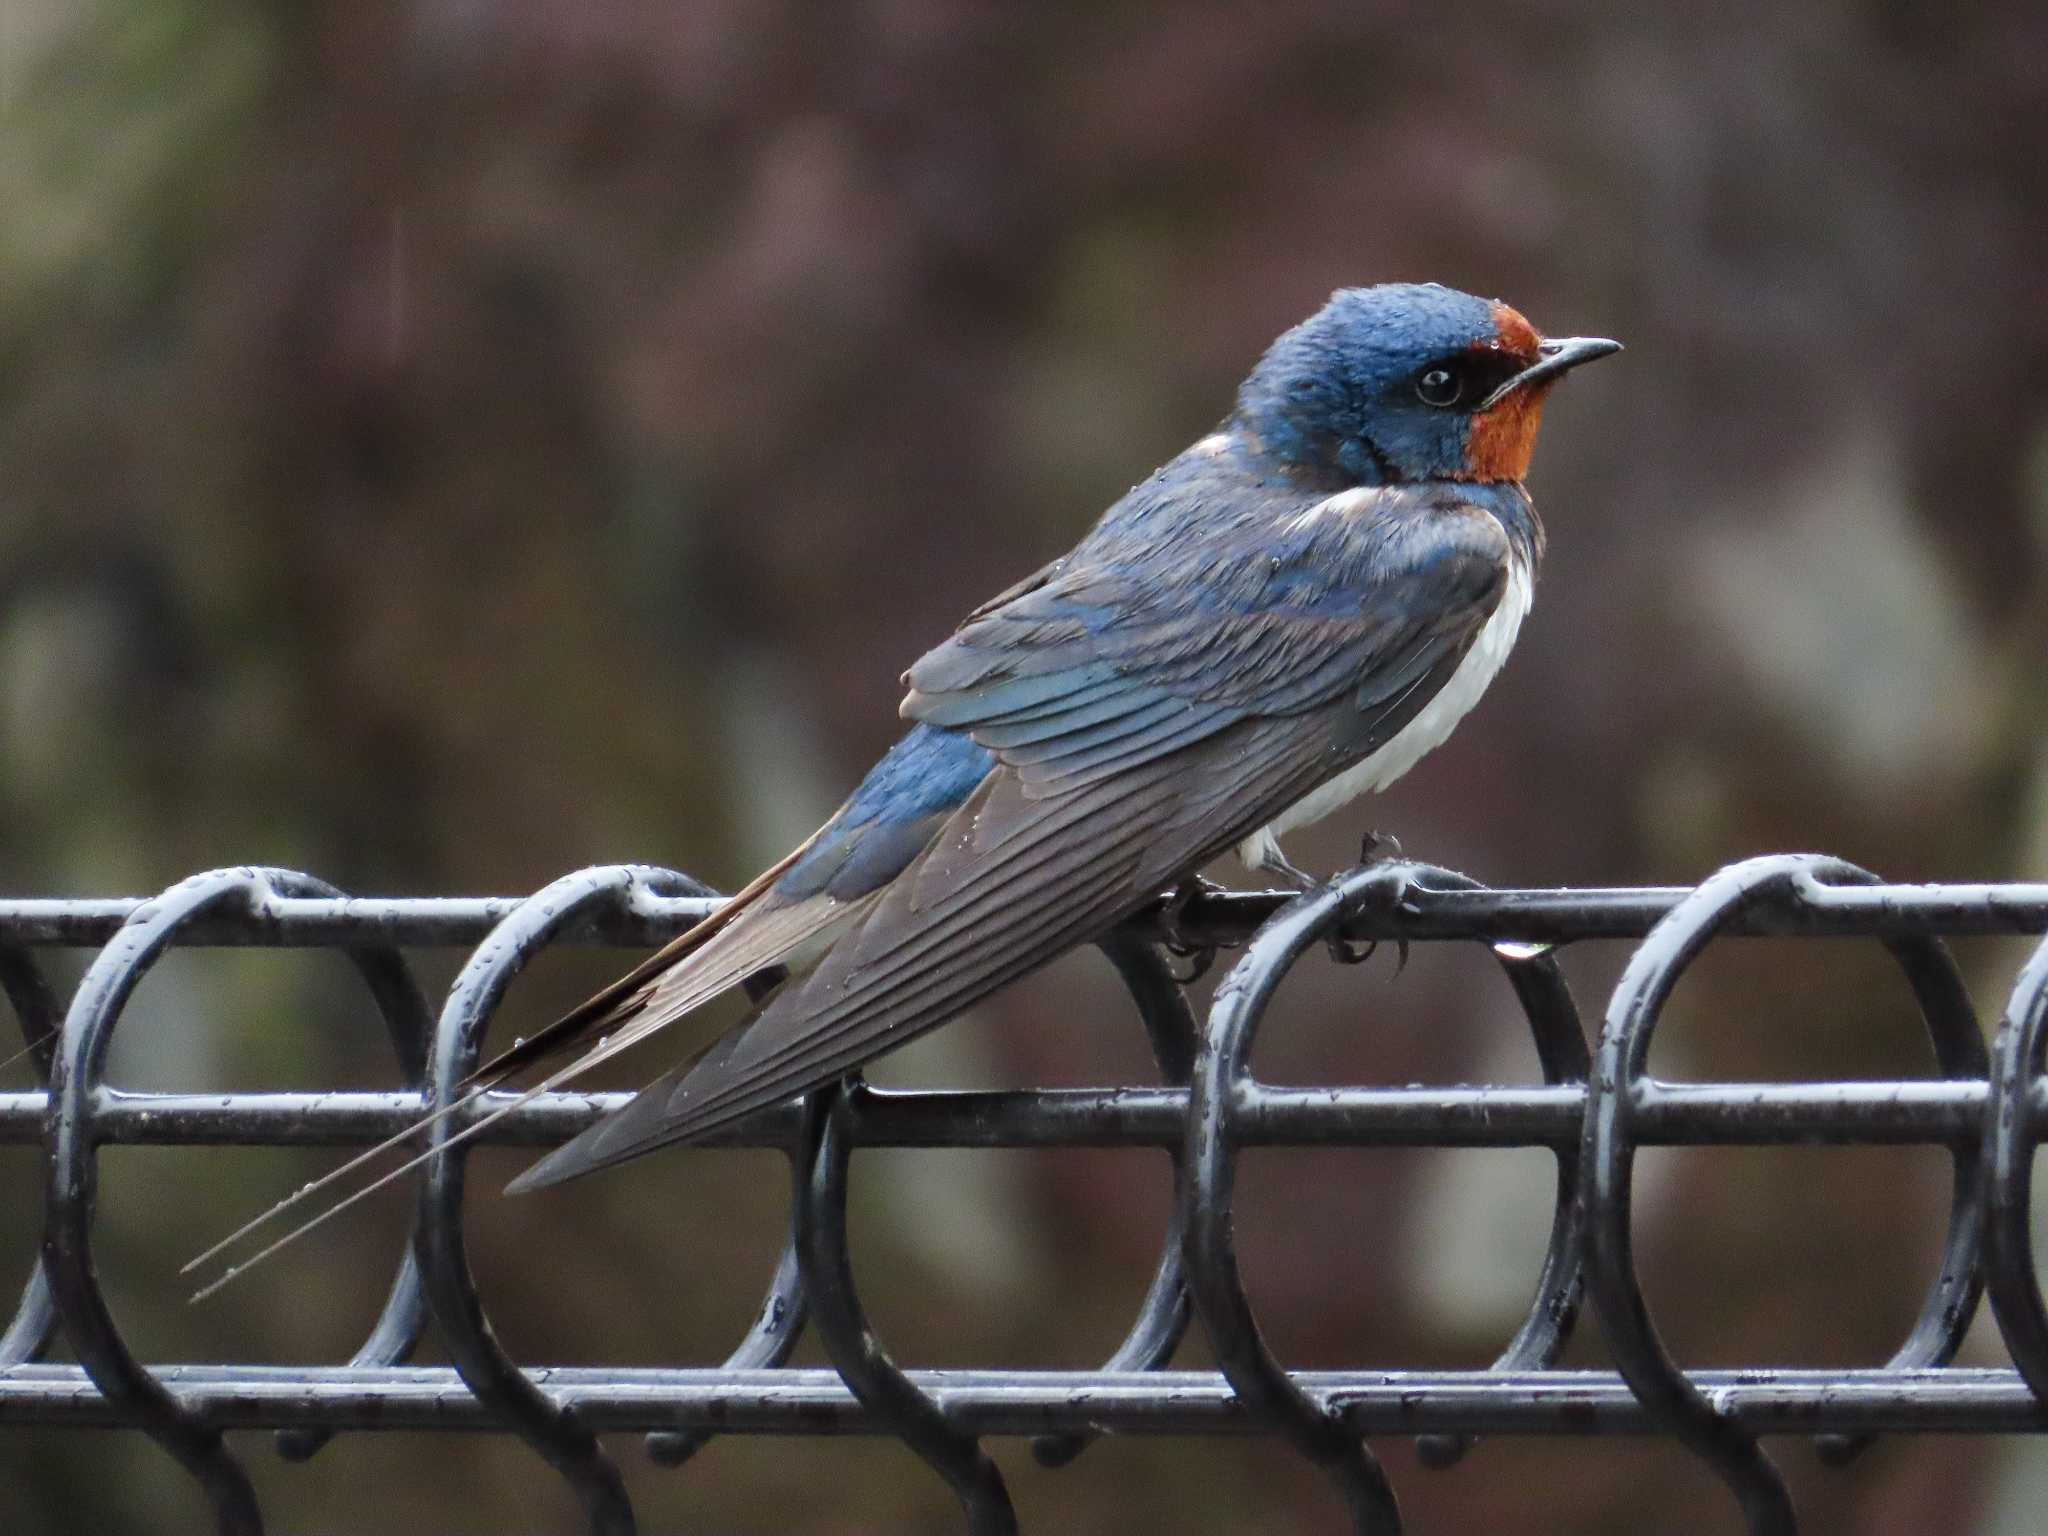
top-left (1487, 302), bottom-right (1543, 363)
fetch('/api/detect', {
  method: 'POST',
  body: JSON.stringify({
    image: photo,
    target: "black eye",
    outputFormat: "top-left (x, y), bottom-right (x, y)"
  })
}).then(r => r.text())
top-left (1415, 365), bottom-right (1464, 408)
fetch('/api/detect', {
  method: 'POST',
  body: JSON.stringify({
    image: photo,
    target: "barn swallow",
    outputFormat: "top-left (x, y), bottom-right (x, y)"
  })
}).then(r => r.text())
top-left (501, 282), bottom-right (1618, 1192)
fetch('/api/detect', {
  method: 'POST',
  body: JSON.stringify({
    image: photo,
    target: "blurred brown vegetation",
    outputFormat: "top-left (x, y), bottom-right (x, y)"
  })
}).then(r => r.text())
top-left (3, 1), bottom-right (2047, 1531)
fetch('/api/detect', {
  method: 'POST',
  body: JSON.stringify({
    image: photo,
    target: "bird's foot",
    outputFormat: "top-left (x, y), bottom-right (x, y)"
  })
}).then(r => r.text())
top-left (1257, 845), bottom-right (1320, 893)
top-left (1252, 837), bottom-right (1378, 965)
top-left (1359, 829), bottom-right (1404, 865)
top-left (1249, 833), bottom-right (1409, 970)
top-left (1330, 831), bottom-right (1411, 971)
top-left (1158, 875), bottom-right (1227, 983)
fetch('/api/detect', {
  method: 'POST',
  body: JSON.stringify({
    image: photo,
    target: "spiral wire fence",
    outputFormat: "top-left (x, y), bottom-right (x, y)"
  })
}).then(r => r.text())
top-left (3, 853), bottom-right (2048, 1533)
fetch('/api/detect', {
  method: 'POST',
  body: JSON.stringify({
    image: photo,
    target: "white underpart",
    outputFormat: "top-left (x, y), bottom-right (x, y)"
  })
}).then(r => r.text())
top-left (1236, 549), bottom-right (1533, 875)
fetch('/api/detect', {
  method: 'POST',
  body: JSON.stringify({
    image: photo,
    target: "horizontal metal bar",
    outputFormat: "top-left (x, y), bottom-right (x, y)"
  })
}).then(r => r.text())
top-left (0, 895), bottom-right (723, 948)
top-left (2, 881), bottom-right (2043, 949)
top-left (0, 1079), bottom-right (2021, 1150)
top-left (2, 1364), bottom-right (2043, 1437)
top-left (1148, 879), bottom-right (2048, 945)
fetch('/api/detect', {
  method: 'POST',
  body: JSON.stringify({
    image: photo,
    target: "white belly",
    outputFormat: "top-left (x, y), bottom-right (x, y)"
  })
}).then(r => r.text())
top-left (1236, 555), bottom-right (1532, 871)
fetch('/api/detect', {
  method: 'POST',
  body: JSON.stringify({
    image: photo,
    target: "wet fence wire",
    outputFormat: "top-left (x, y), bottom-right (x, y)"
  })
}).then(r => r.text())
top-left (3, 854), bottom-right (2048, 1534)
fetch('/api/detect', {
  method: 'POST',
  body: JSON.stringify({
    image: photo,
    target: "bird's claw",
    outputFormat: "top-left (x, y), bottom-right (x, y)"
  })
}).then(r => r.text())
top-left (1359, 829), bottom-right (1404, 865)
top-left (1328, 841), bottom-right (1413, 972)
top-left (1326, 926), bottom-right (1411, 972)
top-left (1325, 933), bottom-right (1379, 966)
top-left (1265, 850), bottom-right (1319, 892)
top-left (1158, 876), bottom-right (1225, 983)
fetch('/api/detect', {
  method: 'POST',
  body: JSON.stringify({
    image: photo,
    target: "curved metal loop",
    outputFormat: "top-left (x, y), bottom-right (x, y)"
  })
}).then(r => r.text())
top-left (1, 944), bottom-right (64, 1368)
top-left (1181, 862), bottom-right (1413, 1535)
top-left (0, 943), bottom-right (61, 1072)
top-left (1406, 867), bottom-right (1592, 1471)
top-left (1982, 933), bottom-right (2048, 1402)
top-left (1581, 853), bottom-right (1979, 1534)
top-left (646, 963), bottom-right (813, 1470)
top-left (417, 864), bottom-right (715, 1536)
top-left (42, 868), bottom-right (328, 1536)
top-left (795, 1079), bottom-right (1019, 1535)
top-left (271, 877), bottom-right (441, 1463)
top-left (0, 1260), bottom-right (58, 1373)
top-left (1032, 927), bottom-right (1200, 1469)
top-left (1582, 856), bottom-right (1801, 1533)
top-left (1811, 867), bottom-right (1986, 1465)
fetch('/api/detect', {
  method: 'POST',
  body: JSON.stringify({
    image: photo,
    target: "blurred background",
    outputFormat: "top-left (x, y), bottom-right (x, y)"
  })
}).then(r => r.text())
top-left (3, 1), bottom-right (2047, 1531)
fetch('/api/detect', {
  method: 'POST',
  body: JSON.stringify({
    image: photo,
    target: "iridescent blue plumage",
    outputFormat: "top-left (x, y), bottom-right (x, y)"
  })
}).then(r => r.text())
top-left (1234, 282), bottom-right (1504, 482)
top-left (777, 723), bottom-right (995, 901)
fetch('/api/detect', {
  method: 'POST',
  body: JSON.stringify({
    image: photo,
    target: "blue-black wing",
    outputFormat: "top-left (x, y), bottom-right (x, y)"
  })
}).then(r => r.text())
top-left (902, 486), bottom-right (1512, 787)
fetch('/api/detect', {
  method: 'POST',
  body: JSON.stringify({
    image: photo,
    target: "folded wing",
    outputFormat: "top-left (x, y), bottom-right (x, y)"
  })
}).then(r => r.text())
top-left (510, 490), bottom-right (1516, 1188)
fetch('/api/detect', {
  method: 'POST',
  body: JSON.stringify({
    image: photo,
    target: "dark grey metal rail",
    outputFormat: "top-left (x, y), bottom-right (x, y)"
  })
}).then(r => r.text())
top-left (3, 854), bottom-right (2047, 1535)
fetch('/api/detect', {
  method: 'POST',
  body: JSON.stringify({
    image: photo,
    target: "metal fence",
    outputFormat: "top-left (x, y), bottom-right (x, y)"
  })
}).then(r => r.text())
top-left (4, 853), bottom-right (2048, 1535)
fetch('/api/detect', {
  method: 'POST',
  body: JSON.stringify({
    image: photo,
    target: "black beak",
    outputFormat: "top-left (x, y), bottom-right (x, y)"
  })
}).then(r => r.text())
top-left (1476, 335), bottom-right (1622, 411)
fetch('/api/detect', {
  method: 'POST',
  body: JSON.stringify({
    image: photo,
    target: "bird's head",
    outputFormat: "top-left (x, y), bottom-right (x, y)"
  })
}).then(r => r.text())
top-left (1232, 282), bottom-right (1619, 486)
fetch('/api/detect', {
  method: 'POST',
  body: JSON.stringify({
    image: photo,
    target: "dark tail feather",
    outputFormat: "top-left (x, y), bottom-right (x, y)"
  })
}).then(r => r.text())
top-left (462, 841), bottom-right (813, 1089)
top-left (177, 842), bottom-right (819, 1300)
top-left (503, 1019), bottom-right (760, 1192)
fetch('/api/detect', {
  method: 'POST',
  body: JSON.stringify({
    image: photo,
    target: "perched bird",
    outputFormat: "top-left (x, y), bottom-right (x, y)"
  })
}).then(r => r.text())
top-left (504, 282), bottom-right (1617, 1192)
